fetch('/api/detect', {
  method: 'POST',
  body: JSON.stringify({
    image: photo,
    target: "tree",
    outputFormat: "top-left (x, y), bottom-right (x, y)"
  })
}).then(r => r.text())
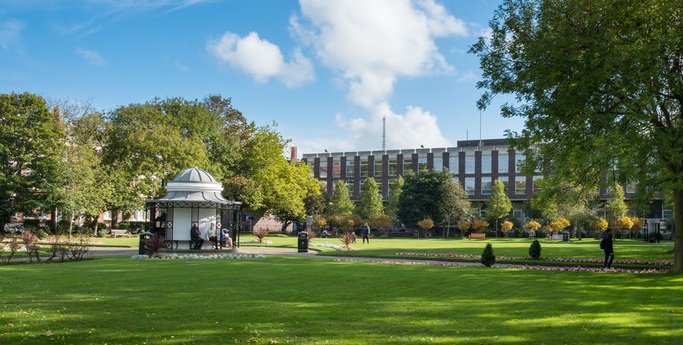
top-left (328, 180), bottom-right (354, 216)
top-left (472, 219), bottom-right (489, 233)
top-left (0, 93), bottom-right (66, 231)
top-left (265, 160), bottom-right (321, 232)
top-left (605, 183), bottom-right (628, 228)
top-left (355, 178), bottom-right (384, 220)
top-left (440, 175), bottom-right (472, 238)
top-left (417, 217), bottom-right (435, 237)
top-left (531, 179), bottom-right (600, 239)
top-left (485, 179), bottom-right (512, 237)
top-left (397, 170), bottom-right (450, 228)
top-left (471, 0), bottom-right (683, 272)
top-left (524, 219), bottom-right (541, 238)
top-left (500, 220), bottom-right (514, 237)
top-left (385, 175), bottom-right (404, 222)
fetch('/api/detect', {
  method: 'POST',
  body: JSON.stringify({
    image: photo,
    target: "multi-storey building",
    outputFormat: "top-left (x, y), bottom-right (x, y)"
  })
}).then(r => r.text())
top-left (302, 139), bottom-right (667, 222)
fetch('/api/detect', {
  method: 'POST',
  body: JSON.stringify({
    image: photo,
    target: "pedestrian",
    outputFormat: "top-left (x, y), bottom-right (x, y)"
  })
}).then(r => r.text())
top-left (362, 223), bottom-right (371, 244)
top-left (601, 228), bottom-right (614, 269)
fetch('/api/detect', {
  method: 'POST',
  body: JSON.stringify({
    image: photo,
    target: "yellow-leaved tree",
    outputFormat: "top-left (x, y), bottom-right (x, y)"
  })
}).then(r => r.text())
top-left (501, 220), bottom-right (514, 237)
top-left (472, 219), bottom-right (489, 233)
top-left (524, 219), bottom-right (541, 238)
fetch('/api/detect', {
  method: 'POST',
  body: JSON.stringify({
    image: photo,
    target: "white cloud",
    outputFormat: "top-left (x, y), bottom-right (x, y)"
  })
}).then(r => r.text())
top-left (207, 31), bottom-right (314, 87)
top-left (295, 0), bottom-right (466, 108)
top-left (290, 0), bottom-right (462, 152)
top-left (75, 48), bottom-right (107, 66)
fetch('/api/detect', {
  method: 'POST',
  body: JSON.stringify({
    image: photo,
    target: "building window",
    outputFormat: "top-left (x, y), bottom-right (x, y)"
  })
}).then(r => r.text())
top-left (515, 176), bottom-right (526, 195)
top-left (319, 161), bottom-right (328, 179)
top-left (418, 157), bottom-right (428, 171)
top-left (481, 176), bottom-right (492, 195)
top-left (498, 154), bottom-right (508, 174)
top-left (360, 160), bottom-right (368, 178)
top-left (332, 160), bottom-right (341, 178)
top-left (512, 209), bottom-right (524, 220)
top-left (625, 182), bottom-right (637, 194)
top-left (389, 159), bottom-right (397, 176)
top-left (515, 154), bottom-right (526, 174)
top-left (433, 157), bottom-right (443, 171)
top-left (533, 176), bottom-right (543, 193)
top-left (374, 160), bottom-right (383, 177)
top-left (465, 177), bottom-right (475, 195)
top-left (482, 155), bottom-right (492, 174)
top-left (465, 154), bottom-right (475, 174)
top-left (347, 180), bottom-right (354, 198)
top-left (346, 160), bottom-right (355, 178)
top-left (448, 156), bottom-right (459, 175)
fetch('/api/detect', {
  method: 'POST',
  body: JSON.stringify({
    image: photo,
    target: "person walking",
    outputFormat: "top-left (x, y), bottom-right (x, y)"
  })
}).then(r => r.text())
top-left (362, 223), bottom-right (371, 244)
top-left (601, 228), bottom-right (614, 269)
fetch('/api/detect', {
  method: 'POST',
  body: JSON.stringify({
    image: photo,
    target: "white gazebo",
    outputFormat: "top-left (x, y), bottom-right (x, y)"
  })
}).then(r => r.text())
top-left (145, 167), bottom-right (241, 250)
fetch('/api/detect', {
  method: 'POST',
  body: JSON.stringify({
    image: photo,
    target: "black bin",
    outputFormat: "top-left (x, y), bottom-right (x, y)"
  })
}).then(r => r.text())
top-left (297, 231), bottom-right (308, 253)
top-left (562, 232), bottom-right (570, 242)
top-left (139, 232), bottom-right (154, 255)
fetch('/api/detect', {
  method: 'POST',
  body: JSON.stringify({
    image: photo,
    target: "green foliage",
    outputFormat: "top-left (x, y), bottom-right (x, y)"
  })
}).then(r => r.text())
top-left (329, 180), bottom-right (354, 216)
top-left (385, 175), bottom-right (403, 221)
top-left (355, 178), bottom-right (384, 219)
top-left (440, 174), bottom-right (472, 236)
top-left (0, 92), bottom-right (66, 228)
top-left (529, 239), bottom-right (542, 260)
top-left (481, 243), bottom-right (496, 267)
top-left (605, 183), bottom-right (628, 225)
top-left (470, 0), bottom-right (683, 271)
top-left (397, 170), bottom-right (451, 228)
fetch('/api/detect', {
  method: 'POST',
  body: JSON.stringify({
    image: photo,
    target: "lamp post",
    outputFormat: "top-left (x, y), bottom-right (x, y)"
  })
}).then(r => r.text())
top-left (643, 221), bottom-right (649, 243)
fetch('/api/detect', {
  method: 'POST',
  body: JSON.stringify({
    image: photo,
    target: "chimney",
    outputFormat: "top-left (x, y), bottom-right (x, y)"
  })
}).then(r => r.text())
top-left (290, 146), bottom-right (298, 162)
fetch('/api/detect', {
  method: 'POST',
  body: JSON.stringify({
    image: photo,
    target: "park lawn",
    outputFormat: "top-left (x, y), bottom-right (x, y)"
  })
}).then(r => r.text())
top-left (251, 235), bottom-right (674, 262)
top-left (2, 256), bottom-right (682, 344)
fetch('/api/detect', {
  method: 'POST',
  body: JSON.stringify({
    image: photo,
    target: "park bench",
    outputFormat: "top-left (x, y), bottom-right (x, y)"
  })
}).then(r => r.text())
top-left (468, 233), bottom-right (486, 240)
top-left (110, 229), bottom-right (130, 238)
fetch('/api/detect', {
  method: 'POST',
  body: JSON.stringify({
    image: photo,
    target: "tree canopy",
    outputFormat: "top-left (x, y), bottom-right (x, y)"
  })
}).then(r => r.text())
top-left (471, 0), bottom-right (683, 272)
top-left (0, 93), bottom-right (66, 229)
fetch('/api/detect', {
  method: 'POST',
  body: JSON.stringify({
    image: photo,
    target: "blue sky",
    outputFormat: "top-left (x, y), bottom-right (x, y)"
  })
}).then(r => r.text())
top-left (1, 0), bottom-right (524, 156)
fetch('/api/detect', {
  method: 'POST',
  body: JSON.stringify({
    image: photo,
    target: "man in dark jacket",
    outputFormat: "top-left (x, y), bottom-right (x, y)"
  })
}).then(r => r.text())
top-left (190, 222), bottom-right (204, 250)
top-left (603, 228), bottom-right (614, 268)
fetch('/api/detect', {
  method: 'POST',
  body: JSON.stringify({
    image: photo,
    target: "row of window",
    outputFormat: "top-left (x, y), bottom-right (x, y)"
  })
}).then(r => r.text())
top-left (317, 153), bottom-right (526, 179)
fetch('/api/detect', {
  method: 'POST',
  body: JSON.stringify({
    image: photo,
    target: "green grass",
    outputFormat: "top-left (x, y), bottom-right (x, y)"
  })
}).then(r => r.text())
top-left (2, 254), bottom-right (682, 344)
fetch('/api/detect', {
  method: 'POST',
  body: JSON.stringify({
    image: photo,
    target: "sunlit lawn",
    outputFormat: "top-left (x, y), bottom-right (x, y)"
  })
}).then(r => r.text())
top-left (2, 255), bottom-right (682, 344)
top-left (245, 234), bottom-right (674, 262)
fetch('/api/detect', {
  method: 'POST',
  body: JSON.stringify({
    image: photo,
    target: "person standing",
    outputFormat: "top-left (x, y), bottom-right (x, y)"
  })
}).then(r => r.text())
top-left (362, 223), bottom-right (371, 244)
top-left (602, 228), bottom-right (614, 269)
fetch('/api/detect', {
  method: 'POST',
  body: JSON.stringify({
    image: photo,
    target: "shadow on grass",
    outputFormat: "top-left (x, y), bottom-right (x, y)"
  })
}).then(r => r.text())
top-left (1, 256), bottom-right (682, 344)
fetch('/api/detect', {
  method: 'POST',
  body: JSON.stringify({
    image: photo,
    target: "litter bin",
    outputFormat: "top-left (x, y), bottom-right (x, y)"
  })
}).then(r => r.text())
top-left (139, 232), bottom-right (154, 255)
top-left (297, 231), bottom-right (308, 253)
top-left (562, 232), bottom-right (570, 242)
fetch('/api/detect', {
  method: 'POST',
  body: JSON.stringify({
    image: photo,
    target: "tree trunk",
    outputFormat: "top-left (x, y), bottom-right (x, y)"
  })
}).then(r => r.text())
top-left (673, 189), bottom-right (683, 273)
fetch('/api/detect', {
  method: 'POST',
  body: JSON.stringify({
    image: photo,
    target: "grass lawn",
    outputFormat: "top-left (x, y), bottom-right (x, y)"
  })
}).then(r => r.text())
top-left (2, 254), bottom-right (683, 344)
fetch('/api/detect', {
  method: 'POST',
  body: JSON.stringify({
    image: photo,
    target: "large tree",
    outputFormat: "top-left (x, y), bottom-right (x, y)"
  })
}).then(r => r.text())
top-left (471, 0), bottom-right (683, 272)
top-left (328, 180), bottom-right (354, 216)
top-left (397, 170), bottom-right (450, 229)
top-left (440, 175), bottom-right (472, 238)
top-left (485, 179), bottom-right (512, 237)
top-left (355, 178), bottom-right (384, 220)
top-left (0, 93), bottom-right (66, 231)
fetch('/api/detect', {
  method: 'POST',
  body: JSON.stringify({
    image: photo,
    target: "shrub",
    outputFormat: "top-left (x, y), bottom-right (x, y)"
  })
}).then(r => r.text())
top-left (97, 229), bottom-right (107, 238)
top-left (253, 227), bottom-right (269, 244)
top-left (144, 233), bottom-right (167, 258)
top-left (481, 243), bottom-right (496, 267)
top-left (529, 239), bottom-right (542, 260)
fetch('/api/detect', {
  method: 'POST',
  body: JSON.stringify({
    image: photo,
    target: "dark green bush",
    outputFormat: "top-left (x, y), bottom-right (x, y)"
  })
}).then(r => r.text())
top-left (481, 243), bottom-right (496, 267)
top-left (529, 239), bottom-right (542, 260)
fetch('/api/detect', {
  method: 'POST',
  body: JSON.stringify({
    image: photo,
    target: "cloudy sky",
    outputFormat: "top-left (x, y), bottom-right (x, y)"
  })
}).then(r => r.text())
top-left (0, 0), bottom-right (522, 156)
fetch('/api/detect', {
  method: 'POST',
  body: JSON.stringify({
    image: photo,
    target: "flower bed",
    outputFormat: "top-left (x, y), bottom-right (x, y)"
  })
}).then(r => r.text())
top-left (337, 257), bottom-right (669, 273)
top-left (395, 251), bottom-right (673, 267)
top-left (132, 253), bottom-right (266, 260)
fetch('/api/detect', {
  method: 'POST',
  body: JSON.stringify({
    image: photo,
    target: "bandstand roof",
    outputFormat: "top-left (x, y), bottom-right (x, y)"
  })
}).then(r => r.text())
top-left (149, 167), bottom-right (241, 209)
